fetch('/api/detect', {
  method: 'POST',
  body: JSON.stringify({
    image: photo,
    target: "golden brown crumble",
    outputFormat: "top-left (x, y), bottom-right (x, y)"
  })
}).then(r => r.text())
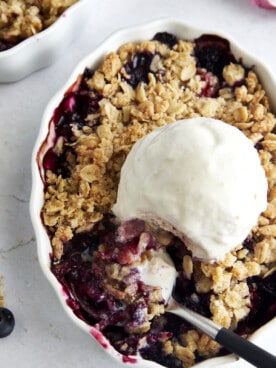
top-left (0, 0), bottom-right (78, 44)
top-left (41, 36), bottom-right (276, 366)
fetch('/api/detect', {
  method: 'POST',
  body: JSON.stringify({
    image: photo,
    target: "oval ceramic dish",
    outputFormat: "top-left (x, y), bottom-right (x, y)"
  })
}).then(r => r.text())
top-left (0, 0), bottom-right (91, 83)
top-left (30, 19), bottom-right (276, 368)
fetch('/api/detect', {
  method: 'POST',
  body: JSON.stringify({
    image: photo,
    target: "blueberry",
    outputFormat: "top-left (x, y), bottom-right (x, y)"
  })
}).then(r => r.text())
top-left (0, 39), bottom-right (17, 52)
top-left (242, 236), bottom-right (255, 252)
top-left (123, 52), bottom-right (154, 88)
top-left (0, 307), bottom-right (15, 338)
top-left (255, 141), bottom-right (263, 151)
top-left (194, 35), bottom-right (236, 79)
top-left (152, 32), bottom-right (178, 48)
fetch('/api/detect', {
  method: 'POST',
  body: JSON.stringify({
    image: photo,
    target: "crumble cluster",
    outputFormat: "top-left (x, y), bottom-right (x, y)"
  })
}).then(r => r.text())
top-left (42, 37), bottom-right (276, 367)
top-left (0, 0), bottom-right (78, 43)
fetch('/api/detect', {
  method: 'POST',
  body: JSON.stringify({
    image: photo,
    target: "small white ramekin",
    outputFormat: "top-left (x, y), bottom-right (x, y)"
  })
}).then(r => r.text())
top-left (0, 0), bottom-right (91, 83)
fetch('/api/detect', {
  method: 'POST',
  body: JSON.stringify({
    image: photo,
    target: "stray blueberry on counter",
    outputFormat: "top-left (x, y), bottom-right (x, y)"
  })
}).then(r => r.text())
top-left (0, 307), bottom-right (15, 338)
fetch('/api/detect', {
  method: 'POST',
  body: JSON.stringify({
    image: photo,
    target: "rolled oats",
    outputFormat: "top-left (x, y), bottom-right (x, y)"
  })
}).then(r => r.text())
top-left (222, 63), bottom-right (245, 86)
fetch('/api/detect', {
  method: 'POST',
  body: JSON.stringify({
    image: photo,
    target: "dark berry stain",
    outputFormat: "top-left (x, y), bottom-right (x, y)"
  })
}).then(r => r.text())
top-left (0, 39), bottom-right (17, 52)
top-left (173, 273), bottom-right (211, 317)
top-left (242, 236), bottom-right (255, 252)
top-left (194, 34), bottom-right (236, 80)
top-left (141, 340), bottom-right (183, 368)
top-left (43, 146), bottom-right (75, 178)
top-left (236, 270), bottom-right (276, 337)
top-left (123, 52), bottom-right (155, 88)
top-left (255, 141), bottom-right (264, 151)
top-left (50, 216), bottom-right (214, 364)
top-left (197, 69), bottom-right (220, 97)
top-left (153, 32), bottom-right (178, 48)
top-left (42, 68), bottom-right (101, 177)
top-left (50, 214), bottom-right (276, 364)
top-left (53, 88), bottom-right (101, 140)
top-left (51, 218), bottom-right (159, 332)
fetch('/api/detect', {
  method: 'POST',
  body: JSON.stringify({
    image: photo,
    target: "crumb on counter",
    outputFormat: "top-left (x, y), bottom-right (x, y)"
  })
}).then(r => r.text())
top-left (0, 275), bottom-right (4, 307)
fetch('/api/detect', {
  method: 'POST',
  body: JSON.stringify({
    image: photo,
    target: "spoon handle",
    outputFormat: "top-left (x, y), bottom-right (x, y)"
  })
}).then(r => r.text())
top-left (216, 327), bottom-right (276, 368)
top-left (168, 304), bottom-right (276, 368)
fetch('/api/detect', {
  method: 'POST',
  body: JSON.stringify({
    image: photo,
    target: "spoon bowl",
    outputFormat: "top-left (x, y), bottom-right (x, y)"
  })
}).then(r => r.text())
top-left (165, 296), bottom-right (276, 368)
top-left (146, 250), bottom-right (276, 368)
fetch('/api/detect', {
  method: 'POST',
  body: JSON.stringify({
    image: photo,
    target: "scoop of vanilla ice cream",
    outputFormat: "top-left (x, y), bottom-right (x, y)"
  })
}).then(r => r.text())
top-left (113, 117), bottom-right (268, 261)
top-left (137, 250), bottom-right (177, 302)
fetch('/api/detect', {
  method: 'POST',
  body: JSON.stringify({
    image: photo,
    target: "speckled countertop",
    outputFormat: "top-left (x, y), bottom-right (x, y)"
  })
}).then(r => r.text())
top-left (0, 1), bottom-right (276, 367)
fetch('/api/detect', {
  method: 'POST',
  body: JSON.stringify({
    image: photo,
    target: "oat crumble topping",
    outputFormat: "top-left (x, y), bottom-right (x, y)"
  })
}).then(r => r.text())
top-left (40, 33), bottom-right (276, 367)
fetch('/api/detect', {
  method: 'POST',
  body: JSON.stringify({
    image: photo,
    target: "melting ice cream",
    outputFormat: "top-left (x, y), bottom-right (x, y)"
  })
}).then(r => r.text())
top-left (113, 117), bottom-right (268, 261)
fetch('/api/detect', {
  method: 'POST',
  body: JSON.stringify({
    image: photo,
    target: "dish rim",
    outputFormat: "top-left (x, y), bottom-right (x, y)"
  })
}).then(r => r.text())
top-left (30, 17), bottom-right (276, 368)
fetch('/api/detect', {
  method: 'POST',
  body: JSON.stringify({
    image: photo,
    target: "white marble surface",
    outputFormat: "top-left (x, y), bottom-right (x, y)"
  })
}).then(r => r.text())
top-left (0, 0), bottom-right (276, 367)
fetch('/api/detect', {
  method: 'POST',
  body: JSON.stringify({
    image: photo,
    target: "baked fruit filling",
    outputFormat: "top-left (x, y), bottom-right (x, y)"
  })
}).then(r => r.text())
top-left (40, 32), bottom-right (276, 367)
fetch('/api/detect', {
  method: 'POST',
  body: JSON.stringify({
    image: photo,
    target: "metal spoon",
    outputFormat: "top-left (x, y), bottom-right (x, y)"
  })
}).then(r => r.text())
top-left (166, 298), bottom-right (276, 368)
top-left (147, 251), bottom-right (276, 368)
